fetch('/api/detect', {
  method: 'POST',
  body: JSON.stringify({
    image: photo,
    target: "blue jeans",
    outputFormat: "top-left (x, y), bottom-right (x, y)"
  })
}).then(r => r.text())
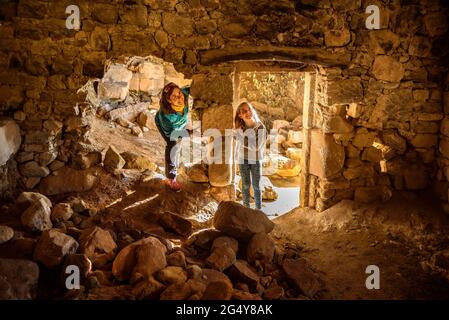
top-left (239, 159), bottom-right (262, 209)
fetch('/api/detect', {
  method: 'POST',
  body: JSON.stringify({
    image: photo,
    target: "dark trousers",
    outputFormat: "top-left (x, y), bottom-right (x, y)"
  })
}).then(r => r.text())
top-left (155, 120), bottom-right (178, 180)
top-left (239, 159), bottom-right (262, 209)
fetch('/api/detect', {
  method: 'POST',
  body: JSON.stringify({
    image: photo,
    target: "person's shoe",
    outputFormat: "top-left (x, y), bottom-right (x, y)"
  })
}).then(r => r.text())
top-left (169, 179), bottom-right (182, 191)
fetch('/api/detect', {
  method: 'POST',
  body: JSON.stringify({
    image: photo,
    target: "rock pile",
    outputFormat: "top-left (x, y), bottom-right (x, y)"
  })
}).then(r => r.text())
top-left (0, 196), bottom-right (324, 300)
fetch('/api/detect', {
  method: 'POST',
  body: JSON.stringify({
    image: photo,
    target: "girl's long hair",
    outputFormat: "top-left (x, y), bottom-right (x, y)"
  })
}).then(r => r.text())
top-left (160, 82), bottom-right (180, 114)
top-left (234, 101), bottom-right (261, 129)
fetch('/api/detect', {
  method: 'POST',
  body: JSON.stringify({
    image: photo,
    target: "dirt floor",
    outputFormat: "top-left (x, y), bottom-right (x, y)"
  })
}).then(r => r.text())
top-left (273, 190), bottom-right (449, 299)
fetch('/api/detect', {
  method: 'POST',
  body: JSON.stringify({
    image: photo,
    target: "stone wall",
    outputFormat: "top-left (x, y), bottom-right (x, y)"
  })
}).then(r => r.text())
top-left (436, 73), bottom-right (449, 213)
top-left (0, 0), bottom-right (447, 210)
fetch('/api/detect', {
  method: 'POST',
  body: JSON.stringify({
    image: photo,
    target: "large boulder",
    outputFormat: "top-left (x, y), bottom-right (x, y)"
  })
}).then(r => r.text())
top-left (213, 201), bottom-right (275, 241)
top-left (0, 119), bottom-right (21, 166)
top-left (0, 258), bottom-right (39, 299)
top-left (112, 237), bottom-right (167, 282)
top-left (21, 198), bottom-right (53, 232)
top-left (246, 233), bottom-right (276, 264)
top-left (79, 227), bottom-right (117, 268)
top-left (34, 229), bottom-right (79, 269)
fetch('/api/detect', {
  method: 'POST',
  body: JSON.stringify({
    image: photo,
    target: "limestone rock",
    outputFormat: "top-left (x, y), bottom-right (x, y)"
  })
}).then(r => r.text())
top-left (160, 279), bottom-right (205, 300)
top-left (0, 258), bottom-right (39, 300)
top-left (322, 116), bottom-right (354, 134)
top-left (0, 225), bottom-right (14, 244)
top-left (228, 260), bottom-right (260, 290)
top-left (108, 102), bottom-right (149, 122)
top-left (38, 167), bottom-right (97, 195)
top-left (79, 227), bottom-right (117, 268)
top-left (309, 130), bottom-right (345, 178)
top-left (13, 192), bottom-right (52, 216)
top-left (166, 251), bottom-right (186, 268)
top-left (282, 258), bottom-right (322, 298)
top-left (287, 130), bottom-right (303, 143)
top-left (136, 112), bottom-right (157, 130)
top-left (191, 74), bottom-right (233, 105)
top-left (112, 237), bottom-right (167, 282)
top-left (19, 161), bottom-right (50, 178)
top-left (211, 236), bottom-right (239, 253)
top-left (352, 128), bottom-right (376, 149)
top-left (121, 151), bottom-right (157, 171)
top-left (372, 56), bottom-right (404, 82)
top-left (382, 130), bottom-right (407, 153)
top-left (272, 120), bottom-right (290, 130)
top-left (98, 81), bottom-right (129, 101)
top-left (104, 146), bottom-right (125, 172)
top-left (186, 228), bottom-right (224, 250)
top-left (200, 268), bottom-right (233, 300)
top-left (51, 203), bottom-right (73, 223)
top-left (0, 119), bottom-right (21, 166)
top-left (247, 233), bottom-right (276, 264)
top-left (21, 198), bottom-right (53, 232)
top-left (410, 134), bottom-right (438, 148)
top-left (324, 29), bottom-right (351, 47)
top-left (213, 201), bottom-right (275, 241)
top-left (34, 229), bottom-right (79, 269)
top-left (179, 163), bottom-right (209, 183)
top-left (132, 277), bottom-right (166, 300)
top-left (155, 266), bottom-right (187, 285)
top-left (158, 211), bottom-right (193, 237)
top-left (263, 281), bottom-right (285, 300)
top-left (206, 245), bottom-right (236, 272)
top-left (327, 78), bottom-right (363, 105)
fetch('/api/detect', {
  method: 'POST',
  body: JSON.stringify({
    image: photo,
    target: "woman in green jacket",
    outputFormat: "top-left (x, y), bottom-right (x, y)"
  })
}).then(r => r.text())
top-left (155, 82), bottom-right (190, 191)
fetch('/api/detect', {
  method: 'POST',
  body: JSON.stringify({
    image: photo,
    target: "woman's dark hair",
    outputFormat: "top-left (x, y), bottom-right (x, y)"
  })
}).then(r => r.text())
top-left (234, 102), bottom-right (260, 129)
top-left (160, 82), bottom-right (180, 114)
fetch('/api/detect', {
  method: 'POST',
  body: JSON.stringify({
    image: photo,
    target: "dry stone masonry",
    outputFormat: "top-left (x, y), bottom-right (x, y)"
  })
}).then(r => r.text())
top-left (0, 2), bottom-right (448, 214)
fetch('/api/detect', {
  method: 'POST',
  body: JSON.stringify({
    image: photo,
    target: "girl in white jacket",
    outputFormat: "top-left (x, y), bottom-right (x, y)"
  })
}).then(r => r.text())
top-left (234, 102), bottom-right (267, 209)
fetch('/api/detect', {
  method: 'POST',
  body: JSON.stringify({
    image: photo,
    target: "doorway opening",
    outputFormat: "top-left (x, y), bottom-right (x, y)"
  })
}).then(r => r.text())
top-left (232, 62), bottom-right (313, 217)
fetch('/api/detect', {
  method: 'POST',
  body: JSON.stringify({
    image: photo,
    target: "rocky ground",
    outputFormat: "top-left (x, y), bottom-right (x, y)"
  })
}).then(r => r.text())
top-left (1, 166), bottom-right (449, 300)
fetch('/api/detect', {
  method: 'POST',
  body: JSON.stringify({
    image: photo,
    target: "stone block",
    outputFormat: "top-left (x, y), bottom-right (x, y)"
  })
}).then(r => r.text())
top-left (309, 129), bottom-right (345, 179)
top-left (0, 119), bottom-right (21, 166)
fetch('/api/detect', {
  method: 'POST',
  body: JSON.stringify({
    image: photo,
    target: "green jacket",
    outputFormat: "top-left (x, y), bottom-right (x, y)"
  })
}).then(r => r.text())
top-left (155, 86), bottom-right (190, 139)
